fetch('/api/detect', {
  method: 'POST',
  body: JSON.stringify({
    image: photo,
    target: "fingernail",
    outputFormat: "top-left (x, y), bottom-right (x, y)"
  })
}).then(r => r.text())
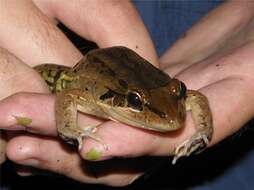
top-left (17, 168), bottom-right (58, 177)
top-left (15, 165), bottom-right (33, 176)
top-left (17, 171), bottom-right (33, 176)
top-left (84, 148), bottom-right (102, 161)
top-left (128, 174), bottom-right (142, 185)
top-left (13, 115), bottom-right (32, 126)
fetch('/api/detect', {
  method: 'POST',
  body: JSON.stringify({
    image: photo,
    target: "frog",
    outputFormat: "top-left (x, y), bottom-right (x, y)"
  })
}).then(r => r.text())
top-left (34, 46), bottom-right (213, 164)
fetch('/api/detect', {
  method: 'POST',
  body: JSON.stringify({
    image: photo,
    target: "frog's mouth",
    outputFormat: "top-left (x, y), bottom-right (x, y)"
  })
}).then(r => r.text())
top-left (97, 101), bottom-right (181, 132)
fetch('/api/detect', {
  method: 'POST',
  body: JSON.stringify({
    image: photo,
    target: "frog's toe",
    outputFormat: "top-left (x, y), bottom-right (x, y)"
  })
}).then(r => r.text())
top-left (81, 133), bottom-right (108, 151)
top-left (77, 137), bottom-right (83, 150)
top-left (79, 126), bottom-right (108, 150)
top-left (172, 132), bottom-right (209, 164)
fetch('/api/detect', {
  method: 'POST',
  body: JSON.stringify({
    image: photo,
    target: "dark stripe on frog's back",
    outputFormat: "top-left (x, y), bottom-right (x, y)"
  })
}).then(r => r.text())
top-left (34, 64), bottom-right (71, 93)
top-left (85, 46), bottom-right (171, 90)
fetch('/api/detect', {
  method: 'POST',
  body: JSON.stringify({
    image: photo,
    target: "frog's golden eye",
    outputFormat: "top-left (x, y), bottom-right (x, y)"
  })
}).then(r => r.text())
top-left (127, 91), bottom-right (143, 111)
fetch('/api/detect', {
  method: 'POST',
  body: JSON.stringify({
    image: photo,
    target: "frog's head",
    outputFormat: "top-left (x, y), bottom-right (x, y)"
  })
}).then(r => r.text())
top-left (94, 77), bottom-right (187, 132)
top-left (89, 46), bottom-right (187, 132)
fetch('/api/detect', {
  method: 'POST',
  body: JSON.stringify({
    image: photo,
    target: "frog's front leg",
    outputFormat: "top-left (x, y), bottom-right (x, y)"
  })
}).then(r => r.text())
top-left (55, 90), bottom-right (102, 150)
top-left (173, 90), bottom-right (213, 164)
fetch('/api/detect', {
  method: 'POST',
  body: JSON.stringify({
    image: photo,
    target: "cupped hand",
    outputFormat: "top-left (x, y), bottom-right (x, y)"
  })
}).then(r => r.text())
top-left (160, 1), bottom-right (254, 145)
top-left (0, 48), bottom-right (48, 163)
top-left (3, 0), bottom-right (254, 187)
top-left (0, 0), bottom-right (159, 186)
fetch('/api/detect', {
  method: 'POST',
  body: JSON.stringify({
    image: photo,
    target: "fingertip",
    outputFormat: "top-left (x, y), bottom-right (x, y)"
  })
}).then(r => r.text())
top-left (6, 136), bottom-right (39, 163)
top-left (80, 121), bottom-right (156, 161)
top-left (0, 92), bottom-right (57, 135)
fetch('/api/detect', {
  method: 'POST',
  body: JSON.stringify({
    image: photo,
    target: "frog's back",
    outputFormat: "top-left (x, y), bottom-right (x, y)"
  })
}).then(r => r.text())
top-left (80, 47), bottom-right (171, 90)
top-left (34, 64), bottom-right (71, 93)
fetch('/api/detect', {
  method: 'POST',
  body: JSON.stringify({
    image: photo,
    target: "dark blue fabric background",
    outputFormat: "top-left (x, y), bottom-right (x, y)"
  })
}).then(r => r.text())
top-left (2, 1), bottom-right (254, 190)
top-left (134, 1), bottom-right (223, 56)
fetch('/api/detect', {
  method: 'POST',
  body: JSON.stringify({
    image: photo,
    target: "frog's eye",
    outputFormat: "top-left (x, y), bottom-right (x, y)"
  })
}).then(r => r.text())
top-left (127, 91), bottom-right (143, 111)
top-left (179, 82), bottom-right (187, 98)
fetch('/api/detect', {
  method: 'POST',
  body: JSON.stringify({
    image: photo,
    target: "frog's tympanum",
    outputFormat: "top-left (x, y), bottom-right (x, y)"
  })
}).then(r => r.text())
top-left (34, 46), bottom-right (213, 164)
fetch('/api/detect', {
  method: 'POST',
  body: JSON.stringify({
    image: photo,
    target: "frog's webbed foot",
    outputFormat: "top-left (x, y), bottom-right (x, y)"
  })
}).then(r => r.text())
top-left (59, 125), bottom-right (107, 151)
top-left (173, 90), bottom-right (213, 164)
top-left (55, 91), bottom-right (108, 151)
top-left (172, 130), bottom-right (209, 164)
top-left (77, 125), bottom-right (108, 150)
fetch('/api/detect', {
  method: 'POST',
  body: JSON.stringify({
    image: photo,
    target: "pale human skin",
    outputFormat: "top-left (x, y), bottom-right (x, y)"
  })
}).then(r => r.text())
top-left (0, 0), bottom-right (158, 184)
top-left (0, 0), bottom-right (158, 164)
top-left (1, 0), bottom-right (254, 187)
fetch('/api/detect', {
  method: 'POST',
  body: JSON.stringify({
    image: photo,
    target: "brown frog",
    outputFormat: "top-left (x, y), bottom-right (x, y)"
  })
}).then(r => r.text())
top-left (34, 46), bottom-right (213, 164)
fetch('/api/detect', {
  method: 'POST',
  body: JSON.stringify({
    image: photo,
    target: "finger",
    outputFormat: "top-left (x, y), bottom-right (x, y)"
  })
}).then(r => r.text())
top-left (80, 114), bottom-right (196, 162)
top-left (6, 135), bottom-right (100, 183)
top-left (0, 93), bottom-right (56, 134)
top-left (160, 1), bottom-right (253, 75)
top-left (33, 0), bottom-right (159, 66)
top-left (200, 79), bottom-right (254, 145)
top-left (0, 92), bottom-right (102, 136)
top-left (6, 134), bottom-right (142, 186)
top-left (173, 41), bottom-right (254, 91)
top-left (0, 48), bottom-right (48, 97)
top-left (0, 0), bottom-right (82, 66)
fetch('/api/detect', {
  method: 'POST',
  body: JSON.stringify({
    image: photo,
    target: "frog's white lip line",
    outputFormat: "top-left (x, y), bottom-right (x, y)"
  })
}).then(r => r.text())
top-left (109, 108), bottom-right (180, 132)
top-left (96, 101), bottom-right (179, 132)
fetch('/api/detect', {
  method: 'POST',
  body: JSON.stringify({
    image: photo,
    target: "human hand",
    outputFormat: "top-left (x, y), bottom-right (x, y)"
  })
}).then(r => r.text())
top-left (5, 0), bottom-right (254, 187)
top-left (0, 48), bottom-right (48, 163)
top-left (160, 0), bottom-right (254, 145)
top-left (0, 0), bottom-right (159, 185)
top-left (72, 0), bottom-right (254, 164)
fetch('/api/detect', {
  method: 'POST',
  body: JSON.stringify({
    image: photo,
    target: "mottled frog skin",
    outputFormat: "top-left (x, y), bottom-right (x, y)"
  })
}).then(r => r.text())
top-left (34, 46), bottom-right (213, 163)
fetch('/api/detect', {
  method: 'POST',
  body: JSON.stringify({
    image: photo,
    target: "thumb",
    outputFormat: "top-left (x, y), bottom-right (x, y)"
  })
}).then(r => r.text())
top-left (80, 115), bottom-right (196, 162)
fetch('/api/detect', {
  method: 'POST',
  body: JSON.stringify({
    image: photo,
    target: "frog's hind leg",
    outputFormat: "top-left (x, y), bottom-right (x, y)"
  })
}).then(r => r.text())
top-left (55, 91), bottom-right (106, 150)
top-left (173, 90), bottom-right (213, 164)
